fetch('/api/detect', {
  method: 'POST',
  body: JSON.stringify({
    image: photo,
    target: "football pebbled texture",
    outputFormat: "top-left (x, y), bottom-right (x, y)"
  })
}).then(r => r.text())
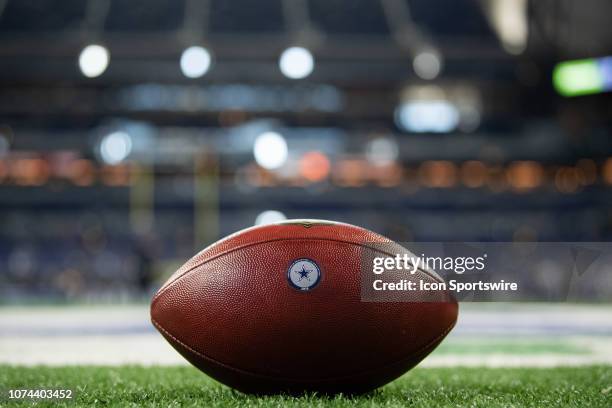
top-left (151, 220), bottom-right (458, 394)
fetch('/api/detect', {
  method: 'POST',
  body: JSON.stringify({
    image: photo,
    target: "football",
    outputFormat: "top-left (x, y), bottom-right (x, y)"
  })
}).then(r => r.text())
top-left (151, 220), bottom-right (458, 394)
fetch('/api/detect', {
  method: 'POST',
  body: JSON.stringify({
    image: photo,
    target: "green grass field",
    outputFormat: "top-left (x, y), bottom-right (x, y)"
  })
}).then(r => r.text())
top-left (1, 365), bottom-right (611, 407)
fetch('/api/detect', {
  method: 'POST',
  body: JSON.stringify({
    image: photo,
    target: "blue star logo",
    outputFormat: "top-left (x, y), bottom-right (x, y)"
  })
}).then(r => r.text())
top-left (297, 265), bottom-right (312, 281)
top-left (288, 258), bottom-right (321, 291)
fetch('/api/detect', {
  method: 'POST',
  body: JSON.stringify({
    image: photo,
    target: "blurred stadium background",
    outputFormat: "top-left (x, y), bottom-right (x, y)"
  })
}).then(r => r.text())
top-left (1, 0), bottom-right (611, 369)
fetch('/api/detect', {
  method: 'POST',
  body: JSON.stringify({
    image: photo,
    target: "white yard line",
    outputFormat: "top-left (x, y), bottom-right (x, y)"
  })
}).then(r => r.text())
top-left (0, 334), bottom-right (183, 366)
top-left (421, 355), bottom-right (612, 368)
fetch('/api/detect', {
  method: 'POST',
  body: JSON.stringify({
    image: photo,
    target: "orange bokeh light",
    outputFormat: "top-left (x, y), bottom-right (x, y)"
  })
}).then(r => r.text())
top-left (0, 160), bottom-right (6, 182)
top-left (555, 166), bottom-right (581, 194)
top-left (460, 161), bottom-right (487, 188)
top-left (11, 158), bottom-right (50, 186)
top-left (100, 164), bottom-right (131, 186)
top-left (418, 161), bottom-right (457, 188)
top-left (333, 158), bottom-right (368, 187)
top-left (603, 158), bottom-right (612, 185)
top-left (299, 151), bottom-right (331, 183)
top-left (506, 161), bottom-right (543, 191)
top-left (68, 159), bottom-right (96, 186)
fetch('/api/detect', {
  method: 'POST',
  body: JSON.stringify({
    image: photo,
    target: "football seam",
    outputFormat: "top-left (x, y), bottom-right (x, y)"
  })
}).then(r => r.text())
top-left (152, 237), bottom-right (444, 304)
top-left (151, 316), bottom-right (456, 384)
top-left (152, 235), bottom-right (387, 302)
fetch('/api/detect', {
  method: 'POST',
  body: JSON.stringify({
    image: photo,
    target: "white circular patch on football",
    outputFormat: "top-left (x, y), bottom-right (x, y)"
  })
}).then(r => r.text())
top-left (287, 259), bottom-right (321, 291)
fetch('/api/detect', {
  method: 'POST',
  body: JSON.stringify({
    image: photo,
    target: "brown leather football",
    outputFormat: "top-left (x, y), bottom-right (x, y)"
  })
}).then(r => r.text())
top-left (151, 220), bottom-right (457, 394)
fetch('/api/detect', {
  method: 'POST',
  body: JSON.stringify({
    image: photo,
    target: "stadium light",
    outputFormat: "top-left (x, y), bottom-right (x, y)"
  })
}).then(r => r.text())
top-left (395, 101), bottom-right (459, 133)
top-left (487, 0), bottom-right (528, 55)
top-left (413, 50), bottom-right (443, 80)
top-left (299, 151), bottom-right (331, 182)
top-left (279, 47), bottom-right (314, 79)
top-left (180, 46), bottom-right (212, 78)
top-left (553, 56), bottom-right (612, 97)
top-left (255, 210), bottom-right (287, 225)
top-left (78, 44), bottom-right (110, 78)
top-left (100, 131), bottom-right (132, 164)
top-left (253, 131), bottom-right (288, 170)
top-left (365, 137), bottom-right (399, 166)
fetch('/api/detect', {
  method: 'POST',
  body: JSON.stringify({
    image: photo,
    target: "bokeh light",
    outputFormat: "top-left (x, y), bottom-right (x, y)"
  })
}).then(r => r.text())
top-left (100, 131), bottom-right (132, 165)
top-left (365, 137), bottom-right (399, 166)
top-left (180, 46), bottom-right (212, 78)
top-left (506, 161), bottom-right (544, 191)
top-left (603, 158), bottom-right (612, 185)
top-left (299, 151), bottom-right (330, 182)
top-left (418, 161), bottom-right (457, 188)
top-left (460, 161), bottom-right (488, 188)
top-left (279, 47), bottom-right (314, 79)
top-left (395, 101), bottom-right (459, 133)
top-left (554, 167), bottom-right (581, 194)
top-left (253, 131), bottom-right (288, 170)
top-left (413, 50), bottom-right (442, 80)
top-left (78, 44), bottom-right (110, 78)
top-left (255, 210), bottom-right (287, 225)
